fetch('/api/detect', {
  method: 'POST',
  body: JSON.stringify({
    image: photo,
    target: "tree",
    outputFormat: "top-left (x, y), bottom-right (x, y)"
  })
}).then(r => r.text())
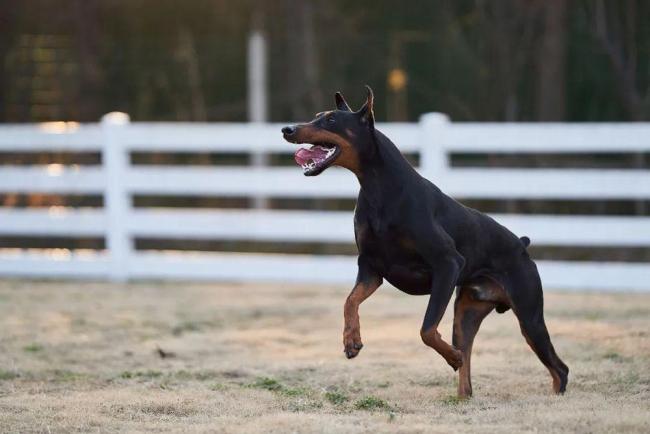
top-left (589, 0), bottom-right (648, 120)
top-left (537, 0), bottom-right (567, 121)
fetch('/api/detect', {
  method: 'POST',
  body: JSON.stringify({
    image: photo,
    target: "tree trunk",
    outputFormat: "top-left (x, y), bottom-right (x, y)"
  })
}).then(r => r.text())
top-left (285, 0), bottom-right (322, 119)
top-left (177, 27), bottom-right (207, 121)
top-left (537, 0), bottom-right (567, 121)
top-left (592, 0), bottom-right (646, 120)
top-left (0, 0), bottom-right (16, 121)
top-left (74, 0), bottom-right (103, 121)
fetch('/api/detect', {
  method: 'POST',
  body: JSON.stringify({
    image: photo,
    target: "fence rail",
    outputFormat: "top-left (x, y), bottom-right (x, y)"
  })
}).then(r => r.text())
top-left (0, 113), bottom-right (649, 291)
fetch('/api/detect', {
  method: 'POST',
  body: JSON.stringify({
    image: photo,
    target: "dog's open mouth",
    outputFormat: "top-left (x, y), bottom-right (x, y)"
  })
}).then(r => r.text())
top-left (294, 143), bottom-right (340, 176)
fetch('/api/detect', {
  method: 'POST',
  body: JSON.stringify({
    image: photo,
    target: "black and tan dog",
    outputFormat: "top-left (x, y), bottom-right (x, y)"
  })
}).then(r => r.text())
top-left (282, 86), bottom-right (568, 398)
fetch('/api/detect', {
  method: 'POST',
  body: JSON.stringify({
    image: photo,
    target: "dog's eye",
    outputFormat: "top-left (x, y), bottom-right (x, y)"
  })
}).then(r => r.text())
top-left (327, 116), bottom-right (335, 124)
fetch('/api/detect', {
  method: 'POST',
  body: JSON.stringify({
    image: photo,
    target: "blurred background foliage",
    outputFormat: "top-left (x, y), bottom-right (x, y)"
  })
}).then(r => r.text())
top-left (0, 1), bottom-right (649, 261)
top-left (1, 0), bottom-right (648, 123)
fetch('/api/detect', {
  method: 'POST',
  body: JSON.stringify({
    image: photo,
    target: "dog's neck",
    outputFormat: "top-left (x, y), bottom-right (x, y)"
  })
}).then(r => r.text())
top-left (355, 130), bottom-right (421, 209)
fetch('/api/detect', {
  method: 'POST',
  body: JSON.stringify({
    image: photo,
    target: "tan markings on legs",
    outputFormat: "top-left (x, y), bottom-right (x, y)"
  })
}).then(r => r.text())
top-left (420, 327), bottom-right (463, 370)
top-left (521, 329), bottom-right (562, 394)
top-left (343, 277), bottom-right (381, 359)
top-left (551, 369), bottom-right (562, 393)
top-left (453, 287), bottom-right (496, 398)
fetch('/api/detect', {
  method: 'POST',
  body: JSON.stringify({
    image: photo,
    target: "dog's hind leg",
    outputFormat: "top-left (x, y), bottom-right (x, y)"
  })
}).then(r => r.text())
top-left (506, 261), bottom-right (569, 394)
top-left (452, 287), bottom-right (495, 398)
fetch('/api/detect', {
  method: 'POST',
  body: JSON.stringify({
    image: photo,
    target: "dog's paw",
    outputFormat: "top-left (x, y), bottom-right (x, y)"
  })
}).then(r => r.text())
top-left (343, 326), bottom-right (363, 359)
top-left (446, 348), bottom-right (463, 371)
top-left (344, 341), bottom-right (363, 359)
top-left (343, 329), bottom-right (363, 359)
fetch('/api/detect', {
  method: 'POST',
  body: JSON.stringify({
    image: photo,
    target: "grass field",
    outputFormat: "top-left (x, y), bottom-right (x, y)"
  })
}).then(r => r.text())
top-left (0, 280), bottom-right (648, 433)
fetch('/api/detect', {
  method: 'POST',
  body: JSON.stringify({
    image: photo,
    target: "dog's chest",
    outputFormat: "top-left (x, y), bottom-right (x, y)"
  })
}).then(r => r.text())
top-left (356, 202), bottom-right (432, 294)
top-left (364, 222), bottom-right (429, 277)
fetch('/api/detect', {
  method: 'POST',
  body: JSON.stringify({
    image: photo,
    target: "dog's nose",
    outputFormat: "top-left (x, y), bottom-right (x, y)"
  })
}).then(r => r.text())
top-left (282, 125), bottom-right (296, 135)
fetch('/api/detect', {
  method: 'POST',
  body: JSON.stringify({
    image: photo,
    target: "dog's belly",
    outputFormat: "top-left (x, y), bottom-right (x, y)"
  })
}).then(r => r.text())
top-left (383, 264), bottom-right (432, 295)
top-left (365, 236), bottom-right (432, 295)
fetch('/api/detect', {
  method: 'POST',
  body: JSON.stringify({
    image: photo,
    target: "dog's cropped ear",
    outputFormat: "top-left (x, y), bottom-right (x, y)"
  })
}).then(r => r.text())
top-left (520, 236), bottom-right (531, 248)
top-left (335, 92), bottom-right (352, 112)
top-left (357, 85), bottom-right (375, 130)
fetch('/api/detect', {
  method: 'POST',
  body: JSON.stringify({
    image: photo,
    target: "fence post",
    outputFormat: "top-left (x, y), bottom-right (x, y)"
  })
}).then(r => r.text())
top-left (101, 112), bottom-right (131, 282)
top-left (419, 112), bottom-right (450, 180)
top-left (248, 28), bottom-right (269, 209)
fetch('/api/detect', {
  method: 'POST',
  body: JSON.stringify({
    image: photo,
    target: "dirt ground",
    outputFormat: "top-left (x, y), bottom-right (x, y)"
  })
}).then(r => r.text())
top-left (0, 279), bottom-right (648, 433)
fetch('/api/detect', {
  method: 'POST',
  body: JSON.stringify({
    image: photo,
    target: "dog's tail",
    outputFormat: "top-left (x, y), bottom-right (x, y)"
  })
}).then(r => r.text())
top-left (519, 236), bottom-right (531, 248)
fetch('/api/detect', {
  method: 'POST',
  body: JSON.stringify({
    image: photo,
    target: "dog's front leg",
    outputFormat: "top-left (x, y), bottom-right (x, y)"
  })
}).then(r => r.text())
top-left (343, 261), bottom-right (382, 359)
top-left (420, 255), bottom-right (464, 370)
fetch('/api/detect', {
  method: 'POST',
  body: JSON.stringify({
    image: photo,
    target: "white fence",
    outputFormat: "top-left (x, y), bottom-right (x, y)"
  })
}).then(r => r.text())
top-left (0, 113), bottom-right (649, 291)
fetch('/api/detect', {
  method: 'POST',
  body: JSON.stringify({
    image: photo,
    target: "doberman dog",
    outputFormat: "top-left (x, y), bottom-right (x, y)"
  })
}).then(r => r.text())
top-left (282, 86), bottom-right (568, 398)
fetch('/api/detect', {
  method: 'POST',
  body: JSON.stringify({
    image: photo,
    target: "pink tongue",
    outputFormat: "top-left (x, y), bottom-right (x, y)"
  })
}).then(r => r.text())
top-left (294, 146), bottom-right (328, 166)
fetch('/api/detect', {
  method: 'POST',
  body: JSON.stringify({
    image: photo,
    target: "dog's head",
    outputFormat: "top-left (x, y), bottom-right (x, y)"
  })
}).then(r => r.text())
top-left (282, 86), bottom-right (376, 176)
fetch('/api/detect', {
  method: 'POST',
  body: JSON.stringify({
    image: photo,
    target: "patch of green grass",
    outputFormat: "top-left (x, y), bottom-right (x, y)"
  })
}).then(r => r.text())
top-left (248, 376), bottom-right (309, 397)
top-left (192, 370), bottom-right (219, 381)
top-left (23, 343), bottom-right (44, 353)
top-left (170, 369), bottom-right (191, 380)
top-left (282, 386), bottom-right (309, 397)
top-left (249, 376), bottom-right (283, 392)
top-left (585, 312), bottom-right (604, 321)
top-left (354, 395), bottom-right (390, 411)
top-left (0, 370), bottom-right (20, 380)
top-left (172, 369), bottom-right (218, 381)
top-left (119, 370), bottom-right (163, 380)
top-left (120, 369), bottom-right (224, 385)
top-left (50, 369), bottom-right (86, 382)
top-left (325, 390), bottom-right (348, 405)
top-left (171, 319), bottom-right (221, 336)
top-left (441, 394), bottom-right (466, 405)
top-left (603, 351), bottom-right (630, 363)
top-left (209, 383), bottom-right (227, 391)
top-left (172, 321), bottom-right (202, 336)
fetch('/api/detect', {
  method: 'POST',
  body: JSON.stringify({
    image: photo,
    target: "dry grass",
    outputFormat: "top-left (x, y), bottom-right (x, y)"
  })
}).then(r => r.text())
top-left (0, 279), bottom-right (648, 433)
